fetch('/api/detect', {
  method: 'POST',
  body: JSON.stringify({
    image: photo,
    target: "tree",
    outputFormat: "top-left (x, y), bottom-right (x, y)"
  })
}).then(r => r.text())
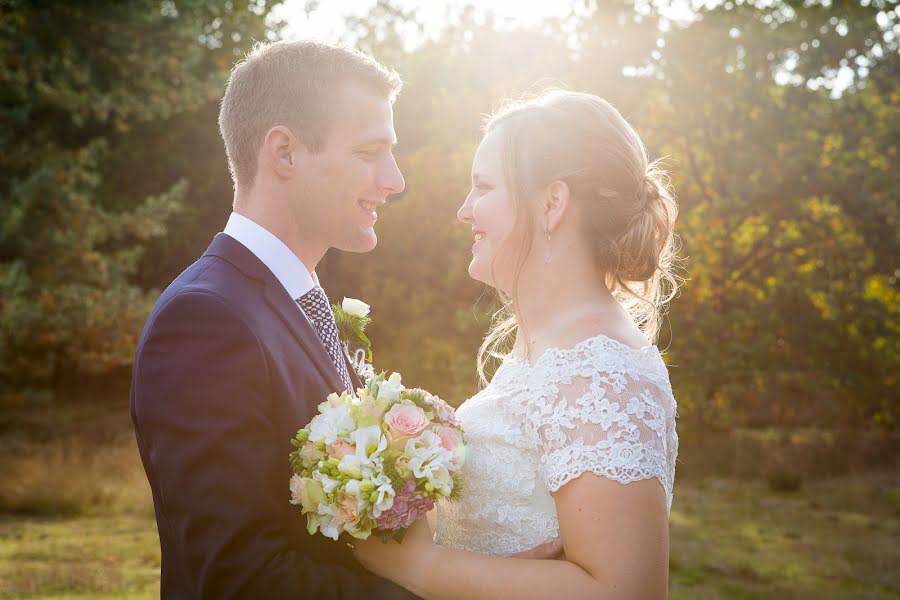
top-left (636, 0), bottom-right (899, 428)
top-left (0, 0), bottom-right (270, 394)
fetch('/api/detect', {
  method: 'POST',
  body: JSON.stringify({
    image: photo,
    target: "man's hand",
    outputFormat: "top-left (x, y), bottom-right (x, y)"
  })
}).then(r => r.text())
top-left (511, 537), bottom-right (564, 560)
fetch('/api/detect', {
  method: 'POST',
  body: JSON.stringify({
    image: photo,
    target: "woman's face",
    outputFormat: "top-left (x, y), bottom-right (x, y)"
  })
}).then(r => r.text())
top-left (457, 130), bottom-right (530, 292)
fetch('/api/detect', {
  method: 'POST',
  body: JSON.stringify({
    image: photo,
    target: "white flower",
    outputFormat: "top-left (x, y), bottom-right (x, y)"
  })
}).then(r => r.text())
top-left (312, 470), bottom-right (341, 495)
top-left (308, 403), bottom-right (355, 445)
top-left (377, 372), bottom-right (404, 403)
top-left (342, 297), bottom-right (370, 318)
top-left (309, 508), bottom-right (342, 540)
top-left (425, 466), bottom-right (451, 490)
top-left (339, 425), bottom-right (388, 478)
top-left (371, 471), bottom-right (395, 518)
top-left (320, 391), bottom-right (349, 411)
top-left (337, 455), bottom-right (362, 479)
top-left (406, 430), bottom-right (453, 487)
top-left (352, 425), bottom-right (388, 462)
top-left (343, 478), bottom-right (367, 508)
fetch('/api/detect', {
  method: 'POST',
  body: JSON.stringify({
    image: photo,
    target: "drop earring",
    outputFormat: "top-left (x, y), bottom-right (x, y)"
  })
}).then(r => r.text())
top-left (544, 232), bottom-right (552, 264)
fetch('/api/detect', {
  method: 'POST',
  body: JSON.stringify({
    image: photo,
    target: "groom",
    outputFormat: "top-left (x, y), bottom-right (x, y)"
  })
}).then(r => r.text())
top-left (130, 40), bottom-right (412, 599)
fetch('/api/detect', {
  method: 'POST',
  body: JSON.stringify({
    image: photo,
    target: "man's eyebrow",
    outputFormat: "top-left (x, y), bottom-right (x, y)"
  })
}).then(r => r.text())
top-left (471, 171), bottom-right (490, 181)
top-left (355, 136), bottom-right (397, 147)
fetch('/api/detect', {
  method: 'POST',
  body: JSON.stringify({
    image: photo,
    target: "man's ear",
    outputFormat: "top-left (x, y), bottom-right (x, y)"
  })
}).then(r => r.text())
top-left (262, 125), bottom-right (298, 180)
top-left (543, 180), bottom-right (571, 234)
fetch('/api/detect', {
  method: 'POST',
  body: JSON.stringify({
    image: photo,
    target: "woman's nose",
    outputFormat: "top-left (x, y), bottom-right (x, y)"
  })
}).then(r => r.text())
top-left (457, 193), bottom-right (474, 223)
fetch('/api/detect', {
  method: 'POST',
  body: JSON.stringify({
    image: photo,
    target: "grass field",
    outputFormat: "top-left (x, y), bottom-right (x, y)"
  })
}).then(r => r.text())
top-left (1, 402), bottom-right (898, 599)
top-left (668, 472), bottom-right (900, 599)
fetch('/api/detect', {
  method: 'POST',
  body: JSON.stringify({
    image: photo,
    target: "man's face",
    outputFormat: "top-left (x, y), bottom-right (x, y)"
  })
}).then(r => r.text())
top-left (292, 81), bottom-right (405, 254)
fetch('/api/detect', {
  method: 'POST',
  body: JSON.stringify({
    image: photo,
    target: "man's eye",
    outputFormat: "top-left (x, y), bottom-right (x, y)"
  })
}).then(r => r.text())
top-left (358, 150), bottom-right (378, 160)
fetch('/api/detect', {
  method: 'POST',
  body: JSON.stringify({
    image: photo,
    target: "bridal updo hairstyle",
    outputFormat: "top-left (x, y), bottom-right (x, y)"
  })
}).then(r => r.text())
top-left (477, 89), bottom-right (680, 383)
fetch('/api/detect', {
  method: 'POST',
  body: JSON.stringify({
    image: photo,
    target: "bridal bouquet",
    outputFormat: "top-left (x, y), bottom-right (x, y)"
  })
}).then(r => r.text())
top-left (289, 372), bottom-right (465, 542)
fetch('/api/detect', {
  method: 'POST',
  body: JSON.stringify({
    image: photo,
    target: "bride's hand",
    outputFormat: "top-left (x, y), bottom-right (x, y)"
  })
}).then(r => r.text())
top-left (511, 536), bottom-right (564, 560)
top-left (352, 517), bottom-right (435, 590)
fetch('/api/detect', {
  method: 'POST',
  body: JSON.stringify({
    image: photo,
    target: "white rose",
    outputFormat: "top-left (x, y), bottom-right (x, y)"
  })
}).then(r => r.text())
top-left (342, 297), bottom-right (370, 318)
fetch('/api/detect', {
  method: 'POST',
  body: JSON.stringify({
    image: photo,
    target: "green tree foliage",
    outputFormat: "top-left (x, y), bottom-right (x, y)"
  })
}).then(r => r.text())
top-left (0, 1), bottom-right (270, 392)
top-left (2, 0), bottom-right (896, 432)
top-left (326, 0), bottom-right (898, 427)
top-left (640, 0), bottom-right (899, 429)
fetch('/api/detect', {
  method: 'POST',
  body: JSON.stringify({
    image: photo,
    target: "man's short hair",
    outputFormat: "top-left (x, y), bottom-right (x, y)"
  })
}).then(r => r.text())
top-left (218, 40), bottom-right (402, 189)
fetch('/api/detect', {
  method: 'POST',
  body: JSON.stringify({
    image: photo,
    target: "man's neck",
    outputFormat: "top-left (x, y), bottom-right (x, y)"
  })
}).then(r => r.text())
top-left (234, 192), bottom-right (323, 277)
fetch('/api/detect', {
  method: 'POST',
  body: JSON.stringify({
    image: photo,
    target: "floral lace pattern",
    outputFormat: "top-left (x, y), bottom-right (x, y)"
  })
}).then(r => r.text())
top-left (435, 334), bottom-right (678, 556)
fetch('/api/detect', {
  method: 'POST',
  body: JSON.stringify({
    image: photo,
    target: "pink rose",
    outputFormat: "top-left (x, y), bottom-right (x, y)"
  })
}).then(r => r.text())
top-left (384, 404), bottom-right (428, 438)
top-left (336, 493), bottom-right (361, 526)
top-left (327, 440), bottom-right (356, 460)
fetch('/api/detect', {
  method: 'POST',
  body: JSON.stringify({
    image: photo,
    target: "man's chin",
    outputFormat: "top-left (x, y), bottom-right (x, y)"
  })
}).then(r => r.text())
top-left (336, 231), bottom-right (378, 253)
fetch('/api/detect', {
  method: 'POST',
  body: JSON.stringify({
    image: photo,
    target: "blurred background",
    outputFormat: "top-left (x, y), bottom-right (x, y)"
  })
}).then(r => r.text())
top-left (0, 0), bottom-right (897, 597)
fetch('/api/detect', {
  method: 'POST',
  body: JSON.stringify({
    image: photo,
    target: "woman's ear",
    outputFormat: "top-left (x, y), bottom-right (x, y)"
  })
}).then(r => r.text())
top-left (543, 180), bottom-right (571, 234)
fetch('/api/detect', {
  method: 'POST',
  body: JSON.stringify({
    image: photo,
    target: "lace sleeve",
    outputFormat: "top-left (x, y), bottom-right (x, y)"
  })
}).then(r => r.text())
top-left (527, 363), bottom-right (677, 512)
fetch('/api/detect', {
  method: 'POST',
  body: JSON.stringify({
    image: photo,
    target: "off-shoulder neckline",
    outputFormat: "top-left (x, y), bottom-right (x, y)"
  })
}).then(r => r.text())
top-left (504, 332), bottom-right (660, 370)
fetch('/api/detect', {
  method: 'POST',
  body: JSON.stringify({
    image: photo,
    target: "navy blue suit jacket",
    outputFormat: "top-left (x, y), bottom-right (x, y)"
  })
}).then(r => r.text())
top-left (130, 233), bottom-right (416, 599)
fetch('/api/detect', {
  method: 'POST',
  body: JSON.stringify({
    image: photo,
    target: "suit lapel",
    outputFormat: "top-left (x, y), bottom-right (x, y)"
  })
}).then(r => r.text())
top-left (205, 233), bottom-right (346, 394)
top-left (262, 282), bottom-right (346, 394)
top-left (344, 351), bottom-right (363, 391)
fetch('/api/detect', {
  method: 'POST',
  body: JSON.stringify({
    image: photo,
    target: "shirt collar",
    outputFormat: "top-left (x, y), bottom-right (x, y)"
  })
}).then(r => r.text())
top-left (222, 211), bottom-right (317, 299)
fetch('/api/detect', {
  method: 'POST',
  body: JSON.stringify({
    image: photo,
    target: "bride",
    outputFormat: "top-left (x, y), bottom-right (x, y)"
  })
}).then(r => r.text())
top-left (355, 89), bottom-right (680, 599)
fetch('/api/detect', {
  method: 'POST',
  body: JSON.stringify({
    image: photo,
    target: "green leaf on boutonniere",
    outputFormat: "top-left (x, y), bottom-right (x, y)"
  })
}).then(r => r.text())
top-left (331, 304), bottom-right (373, 363)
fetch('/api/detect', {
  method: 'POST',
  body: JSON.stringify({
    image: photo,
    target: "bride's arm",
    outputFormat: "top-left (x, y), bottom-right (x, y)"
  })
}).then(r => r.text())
top-left (354, 472), bottom-right (669, 600)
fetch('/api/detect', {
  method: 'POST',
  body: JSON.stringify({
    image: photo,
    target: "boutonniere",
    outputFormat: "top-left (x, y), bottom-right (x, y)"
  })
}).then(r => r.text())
top-left (331, 297), bottom-right (374, 380)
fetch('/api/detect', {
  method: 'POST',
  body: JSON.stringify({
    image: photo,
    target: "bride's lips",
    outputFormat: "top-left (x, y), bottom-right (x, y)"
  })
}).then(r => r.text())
top-left (472, 228), bottom-right (486, 252)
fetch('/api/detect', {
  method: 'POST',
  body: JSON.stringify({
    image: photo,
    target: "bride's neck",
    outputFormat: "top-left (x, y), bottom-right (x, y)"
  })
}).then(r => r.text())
top-left (511, 261), bottom-right (617, 354)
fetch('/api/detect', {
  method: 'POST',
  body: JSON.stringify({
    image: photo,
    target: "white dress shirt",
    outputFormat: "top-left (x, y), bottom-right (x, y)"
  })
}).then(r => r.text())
top-left (222, 212), bottom-right (318, 301)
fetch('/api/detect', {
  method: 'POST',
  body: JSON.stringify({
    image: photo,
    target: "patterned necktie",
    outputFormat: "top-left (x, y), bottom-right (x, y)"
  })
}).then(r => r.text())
top-left (296, 286), bottom-right (355, 395)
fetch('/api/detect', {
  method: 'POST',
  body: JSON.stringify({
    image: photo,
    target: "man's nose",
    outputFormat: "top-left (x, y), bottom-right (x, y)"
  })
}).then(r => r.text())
top-left (380, 155), bottom-right (405, 195)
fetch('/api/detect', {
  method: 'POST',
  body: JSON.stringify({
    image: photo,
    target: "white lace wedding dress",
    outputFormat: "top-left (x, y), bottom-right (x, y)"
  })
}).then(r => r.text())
top-left (435, 334), bottom-right (678, 556)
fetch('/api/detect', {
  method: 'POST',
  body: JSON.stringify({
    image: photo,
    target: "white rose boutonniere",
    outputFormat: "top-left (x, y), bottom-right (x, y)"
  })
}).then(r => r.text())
top-left (331, 297), bottom-right (374, 380)
top-left (341, 297), bottom-right (370, 318)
